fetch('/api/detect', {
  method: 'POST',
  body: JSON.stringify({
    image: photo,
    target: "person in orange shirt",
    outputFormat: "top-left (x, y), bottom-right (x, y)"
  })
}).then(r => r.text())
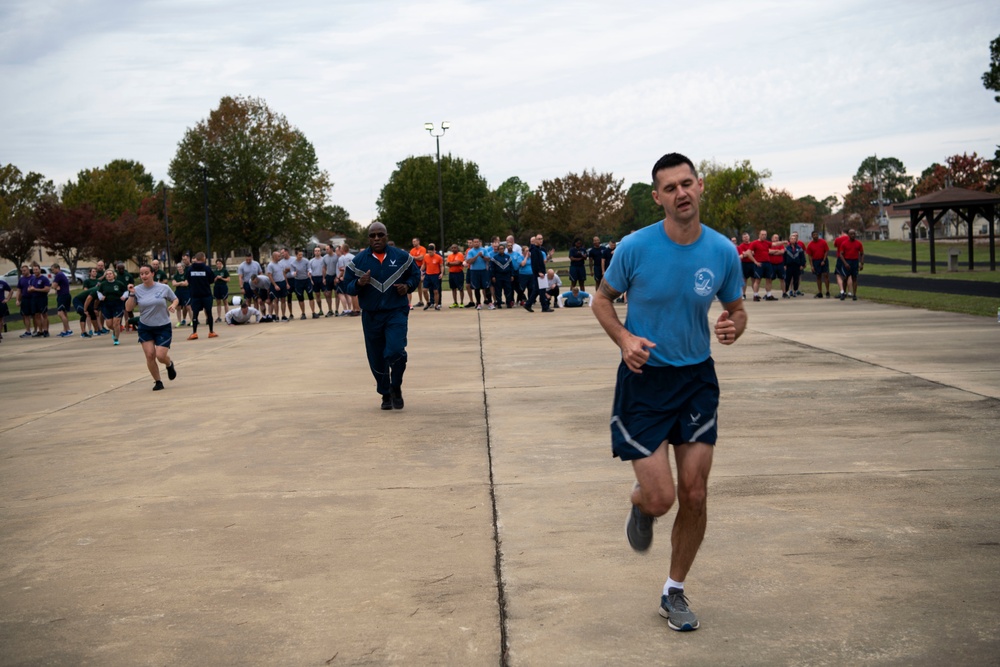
top-left (422, 243), bottom-right (444, 310)
top-left (409, 238), bottom-right (427, 309)
top-left (446, 244), bottom-right (466, 308)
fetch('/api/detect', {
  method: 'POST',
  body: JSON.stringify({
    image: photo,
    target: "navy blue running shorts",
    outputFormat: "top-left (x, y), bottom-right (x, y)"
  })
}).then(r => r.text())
top-left (610, 358), bottom-right (720, 461)
top-left (137, 322), bottom-right (172, 348)
top-left (448, 272), bottom-right (464, 291)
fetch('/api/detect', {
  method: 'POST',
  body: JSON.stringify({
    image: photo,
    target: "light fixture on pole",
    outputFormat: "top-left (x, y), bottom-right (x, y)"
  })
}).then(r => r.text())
top-left (199, 165), bottom-right (211, 261)
top-left (424, 121), bottom-right (450, 250)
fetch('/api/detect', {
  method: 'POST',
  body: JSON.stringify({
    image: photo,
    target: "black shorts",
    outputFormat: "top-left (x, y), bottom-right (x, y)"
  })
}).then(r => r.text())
top-left (569, 265), bottom-right (586, 283)
top-left (324, 275), bottom-right (336, 292)
top-left (214, 283), bottom-right (229, 301)
top-left (753, 263), bottom-right (773, 280)
top-left (101, 300), bottom-right (125, 320)
top-left (741, 262), bottom-right (755, 280)
top-left (190, 295), bottom-right (213, 314)
top-left (610, 358), bottom-right (720, 461)
top-left (841, 258), bottom-right (860, 278)
top-left (312, 277), bottom-right (326, 294)
top-left (448, 272), bottom-right (464, 290)
top-left (812, 258), bottom-right (829, 275)
top-left (20, 300), bottom-right (34, 317)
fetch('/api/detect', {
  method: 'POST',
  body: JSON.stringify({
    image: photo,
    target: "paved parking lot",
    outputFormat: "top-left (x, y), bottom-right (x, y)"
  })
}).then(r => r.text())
top-left (1, 297), bottom-right (998, 665)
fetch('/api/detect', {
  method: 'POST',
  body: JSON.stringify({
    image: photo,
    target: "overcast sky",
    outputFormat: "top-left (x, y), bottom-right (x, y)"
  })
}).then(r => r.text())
top-left (2, 0), bottom-right (999, 225)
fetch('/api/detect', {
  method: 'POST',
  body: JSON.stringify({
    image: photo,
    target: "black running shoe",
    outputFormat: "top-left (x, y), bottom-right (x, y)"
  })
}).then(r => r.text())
top-left (153, 380), bottom-right (164, 391)
top-left (626, 502), bottom-right (654, 552)
top-left (166, 363), bottom-right (177, 381)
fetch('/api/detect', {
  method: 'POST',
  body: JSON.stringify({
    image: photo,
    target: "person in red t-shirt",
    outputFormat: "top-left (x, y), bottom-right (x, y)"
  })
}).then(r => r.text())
top-left (838, 229), bottom-right (864, 301)
top-left (737, 232), bottom-right (754, 299)
top-left (832, 231), bottom-right (849, 298)
top-left (409, 238), bottom-right (427, 308)
top-left (422, 243), bottom-right (444, 310)
top-left (749, 229), bottom-right (776, 301)
top-left (769, 234), bottom-right (786, 297)
top-left (805, 230), bottom-right (831, 298)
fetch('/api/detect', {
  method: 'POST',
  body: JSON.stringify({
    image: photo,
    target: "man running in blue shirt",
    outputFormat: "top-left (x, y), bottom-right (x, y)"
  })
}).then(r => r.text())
top-left (593, 152), bottom-right (747, 633)
top-left (344, 222), bottom-right (421, 410)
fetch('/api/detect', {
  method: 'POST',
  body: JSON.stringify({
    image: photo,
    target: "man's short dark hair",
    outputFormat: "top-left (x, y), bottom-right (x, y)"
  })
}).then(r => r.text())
top-left (651, 153), bottom-right (698, 185)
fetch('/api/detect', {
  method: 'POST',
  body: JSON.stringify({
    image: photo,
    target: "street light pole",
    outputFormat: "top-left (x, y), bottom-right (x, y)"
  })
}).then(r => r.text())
top-left (162, 183), bottom-right (172, 264)
top-left (199, 166), bottom-right (211, 261)
top-left (424, 122), bottom-right (450, 250)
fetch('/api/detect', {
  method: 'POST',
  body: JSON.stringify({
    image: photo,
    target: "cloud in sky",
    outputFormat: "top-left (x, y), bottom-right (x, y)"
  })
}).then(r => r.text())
top-left (2, 0), bottom-right (998, 224)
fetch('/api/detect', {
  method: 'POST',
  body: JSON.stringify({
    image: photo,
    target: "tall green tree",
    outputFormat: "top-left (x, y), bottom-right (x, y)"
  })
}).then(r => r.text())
top-left (168, 96), bottom-right (332, 261)
top-left (983, 34), bottom-right (1000, 103)
top-left (61, 160), bottom-right (154, 220)
top-left (493, 176), bottom-right (532, 238)
top-left (740, 188), bottom-right (800, 240)
top-left (520, 170), bottom-right (628, 248)
top-left (795, 195), bottom-right (838, 223)
top-left (842, 155), bottom-right (912, 228)
top-left (377, 154), bottom-right (498, 248)
top-left (0, 164), bottom-right (55, 267)
top-left (623, 182), bottom-right (663, 234)
top-left (697, 159), bottom-right (769, 235)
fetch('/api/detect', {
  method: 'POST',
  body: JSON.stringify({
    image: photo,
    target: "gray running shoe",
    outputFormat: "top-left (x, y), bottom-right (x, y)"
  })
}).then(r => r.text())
top-left (659, 588), bottom-right (699, 631)
top-left (626, 503), bottom-right (654, 552)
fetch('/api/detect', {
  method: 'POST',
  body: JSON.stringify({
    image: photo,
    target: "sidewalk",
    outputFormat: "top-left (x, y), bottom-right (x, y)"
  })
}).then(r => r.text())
top-left (1, 297), bottom-right (998, 665)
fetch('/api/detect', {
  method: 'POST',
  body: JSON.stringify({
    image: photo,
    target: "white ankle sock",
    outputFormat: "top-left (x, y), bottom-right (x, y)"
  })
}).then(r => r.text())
top-left (664, 578), bottom-right (684, 595)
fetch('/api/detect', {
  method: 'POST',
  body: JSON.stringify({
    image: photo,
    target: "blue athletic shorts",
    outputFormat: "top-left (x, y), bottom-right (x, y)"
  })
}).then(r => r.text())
top-left (771, 264), bottom-right (785, 281)
top-left (842, 258), bottom-right (859, 278)
top-left (812, 259), bottom-right (829, 275)
top-left (56, 294), bottom-right (71, 312)
top-left (470, 269), bottom-right (489, 290)
top-left (741, 262), bottom-right (754, 280)
top-left (293, 277), bottom-right (312, 299)
top-left (214, 283), bottom-right (229, 301)
top-left (324, 275), bottom-right (336, 292)
top-left (137, 322), bottom-right (172, 348)
top-left (423, 274), bottom-right (441, 291)
top-left (448, 272), bottom-right (464, 290)
top-left (753, 263), bottom-right (773, 280)
top-left (610, 358), bottom-right (720, 461)
top-left (101, 300), bottom-right (125, 320)
top-left (569, 265), bottom-right (586, 283)
top-left (312, 277), bottom-right (325, 294)
top-left (270, 280), bottom-right (287, 300)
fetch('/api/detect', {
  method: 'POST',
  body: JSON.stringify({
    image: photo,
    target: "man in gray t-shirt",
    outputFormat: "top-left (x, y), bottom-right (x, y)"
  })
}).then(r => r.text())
top-left (266, 251), bottom-right (289, 321)
top-left (288, 248), bottom-right (316, 320)
top-left (320, 247), bottom-right (339, 316)
top-left (237, 253), bottom-right (262, 301)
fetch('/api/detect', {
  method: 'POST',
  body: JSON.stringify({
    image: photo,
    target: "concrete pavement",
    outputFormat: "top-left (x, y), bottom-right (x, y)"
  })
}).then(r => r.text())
top-left (1, 295), bottom-right (998, 665)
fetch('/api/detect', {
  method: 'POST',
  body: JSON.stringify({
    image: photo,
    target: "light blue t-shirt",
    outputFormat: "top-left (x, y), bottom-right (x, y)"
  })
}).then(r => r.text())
top-left (466, 247), bottom-right (488, 270)
top-left (602, 222), bottom-right (742, 367)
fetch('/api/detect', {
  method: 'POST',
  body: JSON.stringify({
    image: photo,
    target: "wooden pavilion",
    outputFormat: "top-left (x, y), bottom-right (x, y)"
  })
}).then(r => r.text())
top-left (893, 188), bottom-right (999, 273)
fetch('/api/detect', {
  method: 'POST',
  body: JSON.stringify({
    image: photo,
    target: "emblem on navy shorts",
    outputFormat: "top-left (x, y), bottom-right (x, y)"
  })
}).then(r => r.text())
top-left (693, 268), bottom-right (715, 297)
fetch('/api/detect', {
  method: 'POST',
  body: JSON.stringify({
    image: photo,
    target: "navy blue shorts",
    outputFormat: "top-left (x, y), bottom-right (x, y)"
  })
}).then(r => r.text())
top-left (470, 269), bottom-right (489, 290)
top-left (771, 263), bottom-right (785, 281)
top-left (137, 322), bottom-right (172, 348)
top-left (324, 275), bottom-right (336, 292)
top-left (214, 283), bottom-right (229, 301)
top-left (56, 294), bottom-right (71, 312)
top-left (293, 277), bottom-right (312, 299)
top-left (753, 263), bottom-right (773, 280)
top-left (423, 274), bottom-right (441, 291)
top-left (101, 300), bottom-right (125, 320)
top-left (243, 281), bottom-right (255, 299)
top-left (569, 265), bottom-right (586, 283)
top-left (448, 272), bottom-right (464, 290)
top-left (270, 280), bottom-right (287, 300)
top-left (610, 358), bottom-right (720, 461)
top-left (741, 263), bottom-right (755, 280)
top-left (812, 258), bottom-right (829, 275)
top-left (834, 258), bottom-right (846, 277)
top-left (312, 277), bottom-right (325, 294)
top-left (842, 258), bottom-right (859, 278)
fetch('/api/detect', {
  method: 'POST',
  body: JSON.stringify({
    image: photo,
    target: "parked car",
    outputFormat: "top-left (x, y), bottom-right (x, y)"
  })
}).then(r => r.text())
top-left (74, 267), bottom-right (95, 283)
top-left (4, 266), bottom-right (59, 281)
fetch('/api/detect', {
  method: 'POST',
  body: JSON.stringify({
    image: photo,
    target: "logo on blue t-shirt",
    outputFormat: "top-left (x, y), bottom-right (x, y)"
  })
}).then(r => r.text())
top-left (693, 268), bottom-right (715, 297)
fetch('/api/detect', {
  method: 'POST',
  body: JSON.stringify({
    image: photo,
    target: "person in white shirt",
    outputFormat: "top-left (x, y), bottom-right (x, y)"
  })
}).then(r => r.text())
top-left (225, 300), bottom-right (263, 325)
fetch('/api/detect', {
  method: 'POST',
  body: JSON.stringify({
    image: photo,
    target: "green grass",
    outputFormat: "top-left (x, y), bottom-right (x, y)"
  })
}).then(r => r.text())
top-left (859, 287), bottom-right (997, 318)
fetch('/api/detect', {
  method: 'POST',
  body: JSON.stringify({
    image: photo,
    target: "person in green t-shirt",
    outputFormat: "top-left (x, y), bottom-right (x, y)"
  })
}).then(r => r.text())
top-left (151, 259), bottom-right (169, 284)
top-left (213, 258), bottom-right (230, 322)
top-left (96, 269), bottom-right (128, 345)
top-left (171, 263), bottom-right (190, 326)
